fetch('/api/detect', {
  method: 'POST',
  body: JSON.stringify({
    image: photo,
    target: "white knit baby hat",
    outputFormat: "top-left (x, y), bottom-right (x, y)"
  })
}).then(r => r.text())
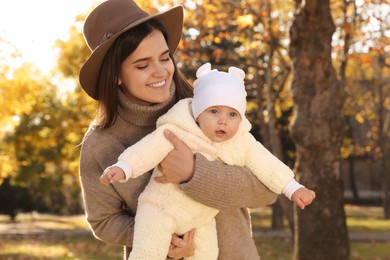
top-left (192, 63), bottom-right (247, 119)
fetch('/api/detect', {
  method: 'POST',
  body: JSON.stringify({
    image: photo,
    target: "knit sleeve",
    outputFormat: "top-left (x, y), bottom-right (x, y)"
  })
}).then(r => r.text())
top-left (117, 126), bottom-right (174, 179)
top-left (79, 132), bottom-right (136, 248)
top-left (180, 154), bottom-right (278, 210)
top-left (244, 133), bottom-right (295, 194)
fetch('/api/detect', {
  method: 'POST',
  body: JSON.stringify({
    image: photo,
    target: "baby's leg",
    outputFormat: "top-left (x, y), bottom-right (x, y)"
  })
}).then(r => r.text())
top-left (186, 218), bottom-right (218, 260)
top-left (129, 202), bottom-right (176, 260)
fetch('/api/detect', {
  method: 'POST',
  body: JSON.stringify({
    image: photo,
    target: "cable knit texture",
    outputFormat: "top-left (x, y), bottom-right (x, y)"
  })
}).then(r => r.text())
top-left (114, 98), bottom-right (291, 259)
top-left (79, 86), bottom-right (277, 260)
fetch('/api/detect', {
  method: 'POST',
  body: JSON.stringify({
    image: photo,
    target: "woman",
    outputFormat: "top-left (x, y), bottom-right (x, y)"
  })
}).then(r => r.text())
top-left (78, 0), bottom-right (277, 259)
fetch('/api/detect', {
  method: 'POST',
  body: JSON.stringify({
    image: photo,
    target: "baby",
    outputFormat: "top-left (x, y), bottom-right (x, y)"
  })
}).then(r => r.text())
top-left (101, 63), bottom-right (315, 260)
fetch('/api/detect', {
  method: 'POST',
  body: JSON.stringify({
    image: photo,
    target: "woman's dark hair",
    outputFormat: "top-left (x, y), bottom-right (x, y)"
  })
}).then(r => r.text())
top-left (94, 19), bottom-right (192, 129)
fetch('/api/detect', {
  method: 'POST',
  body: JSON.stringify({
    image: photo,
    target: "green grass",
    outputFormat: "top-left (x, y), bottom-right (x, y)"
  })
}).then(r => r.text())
top-left (0, 205), bottom-right (389, 259)
top-left (0, 234), bottom-right (123, 259)
top-left (255, 237), bottom-right (293, 259)
top-left (251, 205), bottom-right (390, 260)
top-left (350, 243), bottom-right (390, 260)
top-left (251, 205), bottom-right (390, 233)
top-left (345, 205), bottom-right (390, 233)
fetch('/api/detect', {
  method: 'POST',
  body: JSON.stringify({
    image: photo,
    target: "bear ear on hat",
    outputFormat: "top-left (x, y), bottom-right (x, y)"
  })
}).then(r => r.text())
top-left (196, 62), bottom-right (212, 78)
top-left (228, 66), bottom-right (245, 80)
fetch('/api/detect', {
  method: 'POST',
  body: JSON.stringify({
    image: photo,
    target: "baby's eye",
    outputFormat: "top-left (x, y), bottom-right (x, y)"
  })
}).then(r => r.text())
top-left (230, 112), bottom-right (238, 117)
top-left (210, 109), bottom-right (218, 114)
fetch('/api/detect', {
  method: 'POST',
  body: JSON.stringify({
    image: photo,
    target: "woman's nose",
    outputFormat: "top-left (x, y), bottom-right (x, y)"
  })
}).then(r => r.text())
top-left (152, 63), bottom-right (166, 77)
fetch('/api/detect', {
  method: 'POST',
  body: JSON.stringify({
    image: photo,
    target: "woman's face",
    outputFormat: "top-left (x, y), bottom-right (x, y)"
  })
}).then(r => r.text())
top-left (118, 30), bottom-right (174, 105)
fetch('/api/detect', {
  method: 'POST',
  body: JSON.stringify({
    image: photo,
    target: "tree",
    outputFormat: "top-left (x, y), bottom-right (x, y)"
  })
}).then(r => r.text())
top-left (0, 60), bottom-right (43, 182)
top-left (2, 66), bottom-right (85, 214)
top-left (0, 18), bottom-right (93, 215)
top-left (332, 0), bottom-right (390, 216)
top-left (289, 0), bottom-right (350, 259)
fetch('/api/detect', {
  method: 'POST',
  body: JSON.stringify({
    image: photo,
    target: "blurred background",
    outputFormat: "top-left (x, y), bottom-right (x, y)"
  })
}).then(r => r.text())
top-left (0, 0), bottom-right (389, 259)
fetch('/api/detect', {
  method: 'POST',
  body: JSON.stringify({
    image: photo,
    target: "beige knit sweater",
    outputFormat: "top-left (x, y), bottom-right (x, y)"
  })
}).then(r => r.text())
top-left (79, 88), bottom-right (277, 260)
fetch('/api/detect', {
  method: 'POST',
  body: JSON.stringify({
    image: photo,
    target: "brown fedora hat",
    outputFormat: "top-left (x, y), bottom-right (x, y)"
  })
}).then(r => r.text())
top-left (79, 0), bottom-right (184, 100)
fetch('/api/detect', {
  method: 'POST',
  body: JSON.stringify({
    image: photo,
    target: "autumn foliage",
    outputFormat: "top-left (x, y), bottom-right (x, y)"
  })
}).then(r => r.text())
top-left (0, 0), bottom-right (388, 220)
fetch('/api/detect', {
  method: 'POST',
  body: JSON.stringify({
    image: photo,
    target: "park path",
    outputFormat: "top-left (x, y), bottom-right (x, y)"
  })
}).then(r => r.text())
top-left (0, 221), bottom-right (389, 243)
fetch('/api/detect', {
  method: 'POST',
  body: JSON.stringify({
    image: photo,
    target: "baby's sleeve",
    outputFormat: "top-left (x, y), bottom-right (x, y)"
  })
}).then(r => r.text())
top-left (116, 126), bottom-right (174, 178)
top-left (244, 133), bottom-right (295, 194)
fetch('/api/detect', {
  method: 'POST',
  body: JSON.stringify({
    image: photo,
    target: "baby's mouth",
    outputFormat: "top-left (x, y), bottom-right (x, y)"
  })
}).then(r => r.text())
top-left (215, 130), bottom-right (226, 136)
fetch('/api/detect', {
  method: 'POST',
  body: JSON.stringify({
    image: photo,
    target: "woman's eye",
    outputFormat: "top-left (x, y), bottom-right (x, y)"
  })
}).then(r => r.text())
top-left (137, 64), bottom-right (148, 70)
top-left (161, 55), bottom-right (171, 62)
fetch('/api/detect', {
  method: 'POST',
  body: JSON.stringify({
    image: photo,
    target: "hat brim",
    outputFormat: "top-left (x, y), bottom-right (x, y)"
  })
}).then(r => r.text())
top-left (79, 6), bottom-right (183, 100)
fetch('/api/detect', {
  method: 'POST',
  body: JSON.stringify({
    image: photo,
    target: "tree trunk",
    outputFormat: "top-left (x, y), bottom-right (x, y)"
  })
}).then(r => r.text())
top-left (289, 0), bottom-right (350, 259)
top-left (348, 156), bottom-right (360, 202)
top-left (378, 82), bottom-right (390, 219)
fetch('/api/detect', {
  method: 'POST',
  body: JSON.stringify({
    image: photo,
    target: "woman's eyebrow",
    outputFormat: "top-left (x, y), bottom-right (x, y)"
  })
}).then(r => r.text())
top-left (132, 57), bottom-right (150, 64)
top-left (132, 50), bottom-right (170, 64)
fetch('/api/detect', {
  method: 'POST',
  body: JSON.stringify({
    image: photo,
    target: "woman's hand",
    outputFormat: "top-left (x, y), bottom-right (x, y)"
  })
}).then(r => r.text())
top-left (168, 229), bottom-right (196, 259)
top-left (155, 130), bottom-right (195, 184)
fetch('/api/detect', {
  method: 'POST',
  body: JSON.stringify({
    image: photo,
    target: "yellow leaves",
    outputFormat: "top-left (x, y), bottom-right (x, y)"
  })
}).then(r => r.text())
top-left (274, 103), bottom-right (283, 118)
top-left (66, 132), bottom-right (80, 144)
top-left (38, 127), bottom-right (52, 139)
top-left (345, 51), bottom-right (382, 81)
top-left (364, 145), bottom-right (372, 153)
top-left (0, 154), bottom-right (17, 181)
top-left (340, 146), bottom-right (351, 159)
top-left (345, 87), bottom-right (376, 123)
top-left (0, 63), bottom-right (45, 128)
top-left (247, 100), bottom-right (260, 112)
top-left (206, 20), bottom-right (216, 28)
top-left (237, 14), bottom-right (254, 29)
top-left (358, 53), bottom-right (372, 64)
top-left (355, 113), bottom-right (365, 123)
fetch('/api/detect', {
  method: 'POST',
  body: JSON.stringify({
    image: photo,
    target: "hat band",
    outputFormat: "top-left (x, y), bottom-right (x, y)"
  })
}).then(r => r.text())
top-left (100, 32), bottom-right (114, 45)
top-left (98, 11), bottom-right (149, 47)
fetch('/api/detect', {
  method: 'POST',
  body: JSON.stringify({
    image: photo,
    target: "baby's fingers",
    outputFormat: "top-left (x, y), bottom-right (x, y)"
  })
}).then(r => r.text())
top-left (304, 190), bottom-right (316, 204)
top-left (296, 199), bottom-right (306, 210)
top-left (100, 174), bottom-right (110, 185)
top-left (110, 172), bottom-right (124, 183)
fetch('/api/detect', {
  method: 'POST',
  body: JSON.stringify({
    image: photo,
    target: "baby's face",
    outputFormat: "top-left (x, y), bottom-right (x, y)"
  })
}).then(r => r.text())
top-left (196, 106), bottom-right (242, 142)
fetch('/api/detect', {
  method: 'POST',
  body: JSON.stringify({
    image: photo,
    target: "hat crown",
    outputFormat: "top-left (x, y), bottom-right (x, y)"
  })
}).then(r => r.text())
top-left (83, 0), bottom-right (149, 51)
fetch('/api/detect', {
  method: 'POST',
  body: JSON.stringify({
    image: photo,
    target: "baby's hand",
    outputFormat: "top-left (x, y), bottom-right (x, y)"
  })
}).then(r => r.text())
top-left (291, 187), bottom-right (316, 210)
top-left (168, 229), bottom-right (196, 259)
top-left (100, 166), bottom-right (125, 185)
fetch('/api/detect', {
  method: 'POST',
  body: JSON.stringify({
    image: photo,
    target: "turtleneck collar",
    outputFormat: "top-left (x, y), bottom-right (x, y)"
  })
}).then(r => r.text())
top-left (117, 82), bottom-right (178, 127)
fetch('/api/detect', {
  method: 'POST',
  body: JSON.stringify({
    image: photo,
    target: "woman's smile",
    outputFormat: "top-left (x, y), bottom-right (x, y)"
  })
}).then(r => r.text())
top-left (147, 80), bottom-right (166, 88)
